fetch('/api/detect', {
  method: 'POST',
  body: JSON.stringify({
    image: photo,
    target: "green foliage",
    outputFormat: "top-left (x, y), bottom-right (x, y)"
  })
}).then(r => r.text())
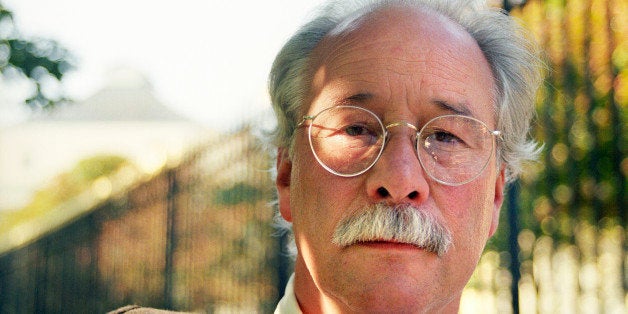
top-left (213, 182), bottom-right (265, 206)
top-left (0, 1), bottom-right (74, 109)
top-left (0, 155), bottom-right (131, 232)
top-left (486, 0), bottom-right (627, 254)
top-left (74, 155), bottom-right (128, 182)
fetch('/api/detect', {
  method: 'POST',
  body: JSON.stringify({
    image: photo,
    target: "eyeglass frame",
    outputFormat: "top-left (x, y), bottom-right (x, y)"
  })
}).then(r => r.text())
top-left (297, 105), bottom-right (502, 186)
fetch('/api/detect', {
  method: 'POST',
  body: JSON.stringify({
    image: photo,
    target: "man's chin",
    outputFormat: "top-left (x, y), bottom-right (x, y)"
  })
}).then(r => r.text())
top-left (323, 268), bottom-right (447, 314)
top-left (333, 243), bottom-right (442, 282)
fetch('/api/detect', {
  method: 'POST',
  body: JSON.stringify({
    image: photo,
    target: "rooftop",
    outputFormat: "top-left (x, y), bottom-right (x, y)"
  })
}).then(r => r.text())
top-left (34, 67), bottom-right (189, 122)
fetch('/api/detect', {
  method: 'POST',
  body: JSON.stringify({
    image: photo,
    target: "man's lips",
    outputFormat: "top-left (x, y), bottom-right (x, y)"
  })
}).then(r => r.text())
top-left (354, 240), bottom-right (421, 251)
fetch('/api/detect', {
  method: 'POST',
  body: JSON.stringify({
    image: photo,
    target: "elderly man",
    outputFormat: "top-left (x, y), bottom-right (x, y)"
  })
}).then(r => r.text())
top-left (270, 0), bottom-right (542, 312)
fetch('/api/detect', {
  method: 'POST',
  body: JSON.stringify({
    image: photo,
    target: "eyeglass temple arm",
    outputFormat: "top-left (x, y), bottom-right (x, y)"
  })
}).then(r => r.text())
top-left (297, 115), bottom-right (315, 127)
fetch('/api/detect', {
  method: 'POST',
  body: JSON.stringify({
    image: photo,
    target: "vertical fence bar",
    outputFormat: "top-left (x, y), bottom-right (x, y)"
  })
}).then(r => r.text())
top-left (34, 239), bottom-right (49, 313)
top-left (507, 181), bottom-right (522, 314)
top-left (501, 2), bottom-right (522, 313)
top-left (164, 170), bottom-right (178, 309)
top-left (0, 253), bottom-right (6, 313)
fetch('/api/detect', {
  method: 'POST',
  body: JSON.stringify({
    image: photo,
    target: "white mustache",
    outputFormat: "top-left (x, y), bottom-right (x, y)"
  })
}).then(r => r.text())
top-left (331, 203), bottom-right (452, 257)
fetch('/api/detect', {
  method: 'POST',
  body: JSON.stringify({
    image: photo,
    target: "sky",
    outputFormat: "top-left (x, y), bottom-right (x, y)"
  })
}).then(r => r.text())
top-left (2, 0), bottom-right (327, 130)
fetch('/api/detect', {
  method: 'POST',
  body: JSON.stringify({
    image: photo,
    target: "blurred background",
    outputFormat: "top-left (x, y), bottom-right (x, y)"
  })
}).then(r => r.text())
top-left (0, 0), bottom-right (625, 313)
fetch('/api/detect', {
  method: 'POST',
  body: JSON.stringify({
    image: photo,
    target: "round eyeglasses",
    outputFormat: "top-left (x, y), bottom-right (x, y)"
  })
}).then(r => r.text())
top-left (297, 105), bottom-right (501, 186)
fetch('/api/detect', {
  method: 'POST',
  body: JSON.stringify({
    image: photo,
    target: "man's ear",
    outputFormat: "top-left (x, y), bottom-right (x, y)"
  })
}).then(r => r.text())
top-left (276, 147), bottom-right (293, 222)
top-left (489, 166), bottom-right (506, 237)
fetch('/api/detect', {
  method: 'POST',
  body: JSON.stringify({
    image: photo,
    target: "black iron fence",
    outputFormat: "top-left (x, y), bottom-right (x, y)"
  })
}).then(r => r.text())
top-left (462, 0), bottom-right (626, 312)
top-left (0, 127), bottom-right (289, 313)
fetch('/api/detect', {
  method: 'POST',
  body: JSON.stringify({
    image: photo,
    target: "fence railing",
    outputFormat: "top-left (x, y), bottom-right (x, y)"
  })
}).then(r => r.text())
top-left (0, 126), bottom-right (289, 313)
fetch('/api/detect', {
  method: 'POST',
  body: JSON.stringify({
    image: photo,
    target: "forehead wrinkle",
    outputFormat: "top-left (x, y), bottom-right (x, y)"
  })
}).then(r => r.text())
top-left (322, 30), bottom-right (429, 65)
top-left (335, 75), bottom-right (379, 85)
top-left (431, 55), bottom-right (471, 81)
top-left (313, 32), bottom-right (362, 71)
top-left (329, 55), bottom-right (429, 85)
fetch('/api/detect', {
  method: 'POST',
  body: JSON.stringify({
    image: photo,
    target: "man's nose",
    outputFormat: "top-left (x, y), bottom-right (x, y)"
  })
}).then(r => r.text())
top-left (365, 128), bottom-right (430, 204)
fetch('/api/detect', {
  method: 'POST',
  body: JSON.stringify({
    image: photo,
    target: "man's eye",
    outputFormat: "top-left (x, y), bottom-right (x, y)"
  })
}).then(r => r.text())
top-left (433, 131), bottom-right (461, 143)
top-left (344, 125), bottom-right (370, 136)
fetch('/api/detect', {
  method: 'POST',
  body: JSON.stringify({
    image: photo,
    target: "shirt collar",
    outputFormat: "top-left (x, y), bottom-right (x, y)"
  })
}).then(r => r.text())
top-left (274, 273), bottom-right (302, 314)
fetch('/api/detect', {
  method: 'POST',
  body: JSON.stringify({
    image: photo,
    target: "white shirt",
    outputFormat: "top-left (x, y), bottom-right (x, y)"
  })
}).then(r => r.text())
top-left (274, 274), bottom-right (302, 314)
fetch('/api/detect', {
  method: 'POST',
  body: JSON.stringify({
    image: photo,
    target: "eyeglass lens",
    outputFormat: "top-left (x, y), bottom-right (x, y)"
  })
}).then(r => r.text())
top-left (307, 106), bottom-right (496, 185)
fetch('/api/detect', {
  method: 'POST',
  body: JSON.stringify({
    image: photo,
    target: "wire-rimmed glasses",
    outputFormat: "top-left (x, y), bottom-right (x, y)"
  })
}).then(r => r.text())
top-left (297, 105), bottom-right (501, 186)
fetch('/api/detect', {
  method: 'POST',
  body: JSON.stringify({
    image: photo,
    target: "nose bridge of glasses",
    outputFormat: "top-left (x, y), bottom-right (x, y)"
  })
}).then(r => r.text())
top-left (381, 121), bottom-right (421, 158)
top-left (384, 121), bottom-right (419, 141)
top-left (385, 121), bottom-right (418, 131)
top-left (385, 121), bottom-right (418, 132)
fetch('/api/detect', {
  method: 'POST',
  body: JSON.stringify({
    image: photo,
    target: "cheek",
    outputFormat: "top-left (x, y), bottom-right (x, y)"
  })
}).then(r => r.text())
top-left (289, 147), bottom-right (358, 238)
top-left (435, 184), bottom-right (489, 218)
top-left (434, 180), bottom-right (495, 244)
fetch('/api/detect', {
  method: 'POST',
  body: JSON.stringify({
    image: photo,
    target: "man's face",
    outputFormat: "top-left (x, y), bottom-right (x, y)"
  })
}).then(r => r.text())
top-left (276, 7), bottom-right (506, 313)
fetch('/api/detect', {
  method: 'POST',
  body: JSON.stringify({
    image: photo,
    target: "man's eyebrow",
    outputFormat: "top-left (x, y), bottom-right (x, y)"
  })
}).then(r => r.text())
top-left (338, 93), bottom-right (373, 105)
top-left (433, 100), bottom-right (473, 116)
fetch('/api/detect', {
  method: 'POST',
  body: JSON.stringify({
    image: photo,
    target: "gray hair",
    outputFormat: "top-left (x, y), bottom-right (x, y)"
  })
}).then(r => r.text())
top-left (269, 0), bottom-right (544, 183)
top-left (332, 203), bottom-right (452, 257)
top-left (272, 200), bottom-right (453, 260)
